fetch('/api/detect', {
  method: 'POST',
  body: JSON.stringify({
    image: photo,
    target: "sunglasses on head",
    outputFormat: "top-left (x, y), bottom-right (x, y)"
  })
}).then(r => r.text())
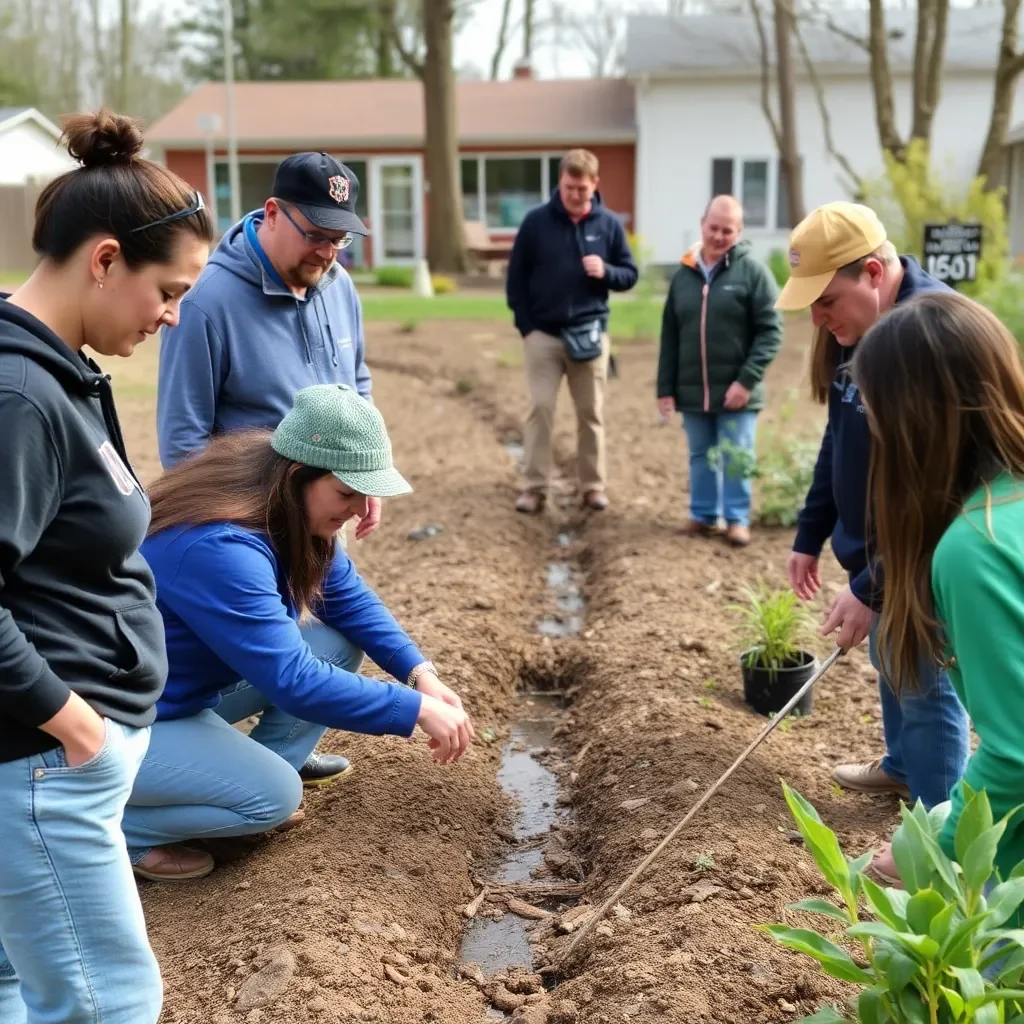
top-left (131, 190), bottom-right (206, 233)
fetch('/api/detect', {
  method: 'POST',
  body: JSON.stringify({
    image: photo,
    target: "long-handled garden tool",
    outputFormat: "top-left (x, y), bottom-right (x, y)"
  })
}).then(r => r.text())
top-left (559, 645), bottom-right (846, 961)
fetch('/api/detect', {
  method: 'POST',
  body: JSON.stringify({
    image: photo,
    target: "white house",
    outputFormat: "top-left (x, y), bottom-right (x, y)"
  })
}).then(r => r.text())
top-left (624, 8), bottom-right (1024, 266)
top-left (0, 107), bottom-right (78, 185)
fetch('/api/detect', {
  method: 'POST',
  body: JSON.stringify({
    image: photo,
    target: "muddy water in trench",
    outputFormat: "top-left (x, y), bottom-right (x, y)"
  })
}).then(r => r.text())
top-left (458, 533), bottom-right (585, 1013)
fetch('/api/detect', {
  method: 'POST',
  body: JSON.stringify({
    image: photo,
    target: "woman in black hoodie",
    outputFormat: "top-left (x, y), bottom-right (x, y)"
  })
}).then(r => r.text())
top-left (0, 109), bottom-right (212, 1024)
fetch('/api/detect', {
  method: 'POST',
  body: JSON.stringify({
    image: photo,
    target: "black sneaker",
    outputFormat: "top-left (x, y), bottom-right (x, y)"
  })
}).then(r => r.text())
top-left (298, 752), bottom-right (354, 788)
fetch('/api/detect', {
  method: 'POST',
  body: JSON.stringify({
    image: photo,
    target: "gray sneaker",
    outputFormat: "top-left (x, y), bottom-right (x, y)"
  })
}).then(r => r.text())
top-left (832, 757), bottom-right (910, 799)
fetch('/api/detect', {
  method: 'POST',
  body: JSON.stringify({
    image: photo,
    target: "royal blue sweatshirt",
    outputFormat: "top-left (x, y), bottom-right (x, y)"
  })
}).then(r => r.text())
top-left (505, 189), bottom-right (638, 338)
top-left (141, 523), bottom-right (424, 735)
top-left (156, 211), bottom-right (372, 469)
top-left (793, 257), bottom-right (950, 608)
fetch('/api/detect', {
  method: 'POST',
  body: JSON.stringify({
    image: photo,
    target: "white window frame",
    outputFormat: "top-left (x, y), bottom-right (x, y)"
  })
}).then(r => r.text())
top-left (370, 154), bottom-right (425, 267)
top-left (710, 155), bottom-right (783, 231)
top-left (459, 151), bottom-right (565, 235)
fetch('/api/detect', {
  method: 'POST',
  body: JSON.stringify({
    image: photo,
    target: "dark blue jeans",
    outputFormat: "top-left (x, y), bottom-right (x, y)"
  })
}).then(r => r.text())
top-left (870, 621), bottom-right (970, 809)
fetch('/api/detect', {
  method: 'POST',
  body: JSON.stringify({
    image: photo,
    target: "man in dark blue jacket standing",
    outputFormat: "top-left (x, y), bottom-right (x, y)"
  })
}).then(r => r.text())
top-left (776, 201), bottom-right (969, 882)
top-left (505, 149), bottom-right (638, 514)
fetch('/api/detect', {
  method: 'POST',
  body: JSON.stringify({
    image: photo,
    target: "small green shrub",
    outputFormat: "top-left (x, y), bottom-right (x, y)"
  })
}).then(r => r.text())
top-left (709, 427), bottom-right (818, 529)
top-left (977, 271), bottom-right (1024, 349)
top-left (397, 318), bottom-right (419, 333)
top-left (431, 274), bottom-right (457, 294)
top-left (859, 139), bottom-right (1009, 297)
top-left (730, 582), bottom-right (815, 678)
top-left (374, 265), bottom-right (414, 288)
top-left (762, 781), bottom-right (1024, 1023)
top-left (768, 248), bottom-right (791, 288)
top-left (695, 851), bottom-right (716, 871)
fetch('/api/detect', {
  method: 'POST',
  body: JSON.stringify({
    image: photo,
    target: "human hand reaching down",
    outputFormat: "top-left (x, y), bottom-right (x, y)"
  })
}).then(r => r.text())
top-left (416, 693), bottom-right (475, 764)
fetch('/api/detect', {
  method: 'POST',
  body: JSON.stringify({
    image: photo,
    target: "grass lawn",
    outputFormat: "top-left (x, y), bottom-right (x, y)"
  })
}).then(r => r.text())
top-left (360, 292), bottom-right (663, 338)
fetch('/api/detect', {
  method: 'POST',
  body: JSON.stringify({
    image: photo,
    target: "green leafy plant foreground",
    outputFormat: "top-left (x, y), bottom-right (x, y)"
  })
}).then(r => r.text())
top-left (730, 582), bottom-right (815, 678)
top-left (762, 781), bottom-right (1024, 1022)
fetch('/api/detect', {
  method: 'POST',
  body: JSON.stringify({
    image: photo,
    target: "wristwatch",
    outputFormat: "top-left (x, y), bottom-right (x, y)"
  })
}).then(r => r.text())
top-left (406, 661), bottom-right (437, 688)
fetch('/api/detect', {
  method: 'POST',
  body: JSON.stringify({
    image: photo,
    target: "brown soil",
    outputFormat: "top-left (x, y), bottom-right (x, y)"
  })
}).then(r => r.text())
top-left (110, 315), bottom-right (901, 1024)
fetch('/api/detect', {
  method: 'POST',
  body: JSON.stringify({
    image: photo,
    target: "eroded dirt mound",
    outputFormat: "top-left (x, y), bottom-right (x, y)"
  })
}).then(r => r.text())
top-left (112, 318), bottom-right (904, 1023)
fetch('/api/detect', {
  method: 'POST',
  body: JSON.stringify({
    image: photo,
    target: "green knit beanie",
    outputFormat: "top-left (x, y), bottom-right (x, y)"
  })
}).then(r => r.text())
top-left (271, 384), bottom-right (412, 497)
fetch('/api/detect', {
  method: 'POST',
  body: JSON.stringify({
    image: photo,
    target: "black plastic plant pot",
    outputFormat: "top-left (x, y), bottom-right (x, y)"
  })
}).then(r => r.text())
top-left (740, 648), bottom-right (818, 718)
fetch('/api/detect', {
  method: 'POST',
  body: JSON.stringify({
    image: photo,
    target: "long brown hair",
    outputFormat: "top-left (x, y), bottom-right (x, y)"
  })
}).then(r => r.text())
top-left (853, 290), bottom-right (1024, 693)
top-left (147, 430), bottom-right (333, 615)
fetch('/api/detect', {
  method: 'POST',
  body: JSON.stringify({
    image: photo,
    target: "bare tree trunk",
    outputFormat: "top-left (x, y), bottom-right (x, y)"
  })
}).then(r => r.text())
top-left (867, 0), bottom-right (905, 161)
top-left (976, 0), bottom-right (1024, 189)
top-left (422, 0), bottom-right (466, 272)
top-left (774, 0), bottom-right (804, 224)
top-left (490, 0), bottom-right (513, 78)
top-left (377, 0), bottom-right (396, 77)
top-left (119, 0), bottom-right (130, 109)
top-left (909, 0), bottom-right (949, 146)
top-left (523, 0), bottom-right (535, 60)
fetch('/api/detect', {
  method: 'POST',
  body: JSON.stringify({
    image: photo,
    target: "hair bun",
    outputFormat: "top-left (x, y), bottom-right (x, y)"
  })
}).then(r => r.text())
top-left (61, 109), bottom-right (146, 169)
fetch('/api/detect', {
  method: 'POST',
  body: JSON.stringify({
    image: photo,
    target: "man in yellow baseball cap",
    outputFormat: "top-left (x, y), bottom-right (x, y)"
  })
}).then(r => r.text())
top-left (779, 200), bottom-right (967, 883)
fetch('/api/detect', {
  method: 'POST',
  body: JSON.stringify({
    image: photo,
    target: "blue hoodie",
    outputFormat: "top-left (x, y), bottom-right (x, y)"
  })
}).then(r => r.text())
top-left (793, 256), bottom-right (951, 608)
top-left (156, 210), bottom-right (372, 469)
top-left (141, 523), bottom-right (424, 735)
top-left (505, 189), bottom-right (638, 338)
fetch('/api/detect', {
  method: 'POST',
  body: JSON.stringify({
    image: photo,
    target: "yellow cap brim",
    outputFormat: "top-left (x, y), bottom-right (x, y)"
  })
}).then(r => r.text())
top-left (775, 269), bottom-right (836, 312)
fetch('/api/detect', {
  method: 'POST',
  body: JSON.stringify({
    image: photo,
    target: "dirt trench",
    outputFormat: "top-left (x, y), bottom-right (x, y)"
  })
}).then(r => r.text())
top-left (114, 319), bottom-right (908, 1024)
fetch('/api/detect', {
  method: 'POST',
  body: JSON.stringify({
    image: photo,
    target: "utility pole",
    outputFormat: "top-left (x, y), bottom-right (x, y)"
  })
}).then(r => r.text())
top-left (223, 0), bottom-right (241, 223)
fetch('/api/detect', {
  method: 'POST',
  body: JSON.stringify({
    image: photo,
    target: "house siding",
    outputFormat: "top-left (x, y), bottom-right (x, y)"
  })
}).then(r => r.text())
top-left (0, 120), bottom-right (77, 185)
top-left (635, 72), bottom-right (1024, 266)
top-left (164, 142), bottom-right (635, 267)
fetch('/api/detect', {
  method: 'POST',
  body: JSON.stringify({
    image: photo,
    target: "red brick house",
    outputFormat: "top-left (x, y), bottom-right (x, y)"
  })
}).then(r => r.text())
top-left (146, 74), bottom-right (637, 270)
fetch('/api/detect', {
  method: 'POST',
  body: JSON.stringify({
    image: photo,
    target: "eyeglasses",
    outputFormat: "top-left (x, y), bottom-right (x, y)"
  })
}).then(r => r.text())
top-left (131, 191), bottom-right (206, 234)
top-left (278, 203), bottom-right (353, 250)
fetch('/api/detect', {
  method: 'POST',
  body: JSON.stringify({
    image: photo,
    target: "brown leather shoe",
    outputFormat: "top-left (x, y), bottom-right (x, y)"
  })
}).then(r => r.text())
top-left (273, 809), bottom-right (306, 833)
top-left (583, 490), bottom-right (608, 511)
top-left (679, 519), bottom-right (723, 537)
top-left (515, 491), bottom-right (545, 515)
top-left (832, 758), bottom-right (910, 799)
top-left (726, 524), bottom-right (751, 547)
top-left (133, 843), bottom-right (216, 882)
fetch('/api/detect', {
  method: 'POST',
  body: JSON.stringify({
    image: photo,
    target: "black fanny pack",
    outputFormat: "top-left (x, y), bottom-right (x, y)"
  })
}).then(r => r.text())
top-left (560, 319), bottom-right (605, 362)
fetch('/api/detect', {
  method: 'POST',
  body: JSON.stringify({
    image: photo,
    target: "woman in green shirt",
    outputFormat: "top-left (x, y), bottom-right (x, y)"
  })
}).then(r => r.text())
top-left (851, 289), bottom-right (1024, 884)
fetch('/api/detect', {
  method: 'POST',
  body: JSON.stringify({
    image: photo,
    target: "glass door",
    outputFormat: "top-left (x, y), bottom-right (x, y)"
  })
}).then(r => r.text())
top-left (371, 157), bottom-right (423, 266)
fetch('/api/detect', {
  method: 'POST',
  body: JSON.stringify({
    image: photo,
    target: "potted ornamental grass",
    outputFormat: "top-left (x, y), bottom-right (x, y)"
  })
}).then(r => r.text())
top-left (731, 581), bottom-right (820, 717)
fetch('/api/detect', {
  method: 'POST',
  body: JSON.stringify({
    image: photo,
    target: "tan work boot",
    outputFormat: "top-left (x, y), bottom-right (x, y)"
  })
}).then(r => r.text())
top-left (133, 843), bottom-right (215, 882)
top-left (832, 757), bottom-right (910, 799)
top-left (515, 491), bottom-right (545, 515)
top-left (726, 524), bottom-right (751, 548)
top-left (679, 519), bottom-right (723, 538)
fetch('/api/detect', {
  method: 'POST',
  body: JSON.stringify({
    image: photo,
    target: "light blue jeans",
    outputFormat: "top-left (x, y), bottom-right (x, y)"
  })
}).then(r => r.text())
top-left (122, 622), bottom-right (364, 864)
top-left (871, 622), bottom-right (970, 809)
top-left (682, 410), bottom-right (759, 527)
top-left (0, 720), bottom-right (161, 1024)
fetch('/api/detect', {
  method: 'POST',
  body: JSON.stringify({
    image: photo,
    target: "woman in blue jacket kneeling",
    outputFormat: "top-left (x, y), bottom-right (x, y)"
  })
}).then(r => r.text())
top-left (124, 384), bottom-right (474, 881)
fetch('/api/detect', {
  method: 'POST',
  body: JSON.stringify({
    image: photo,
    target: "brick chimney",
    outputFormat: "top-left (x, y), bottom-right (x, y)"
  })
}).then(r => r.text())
top-left (512, 60), bottom-right (533, 80)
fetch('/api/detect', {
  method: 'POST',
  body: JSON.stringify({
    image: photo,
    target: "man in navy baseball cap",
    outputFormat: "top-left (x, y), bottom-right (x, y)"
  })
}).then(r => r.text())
top-left (156, 149), bottom-right (381, 791)
top-left (272, 151), bottom-right (369, 236)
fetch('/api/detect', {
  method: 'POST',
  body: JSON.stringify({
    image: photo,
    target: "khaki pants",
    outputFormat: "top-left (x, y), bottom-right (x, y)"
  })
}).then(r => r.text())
top-left (522, 330), bottom-right (609, 495)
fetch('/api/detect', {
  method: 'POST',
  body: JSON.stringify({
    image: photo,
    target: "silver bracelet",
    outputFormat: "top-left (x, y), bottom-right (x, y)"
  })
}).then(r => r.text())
top-left (406, 660), bottom-right (437, 688)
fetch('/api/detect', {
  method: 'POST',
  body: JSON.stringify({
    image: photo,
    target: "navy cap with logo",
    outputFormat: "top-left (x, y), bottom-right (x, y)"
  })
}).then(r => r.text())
top-left (271, 152), bottom-right (369, 236)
